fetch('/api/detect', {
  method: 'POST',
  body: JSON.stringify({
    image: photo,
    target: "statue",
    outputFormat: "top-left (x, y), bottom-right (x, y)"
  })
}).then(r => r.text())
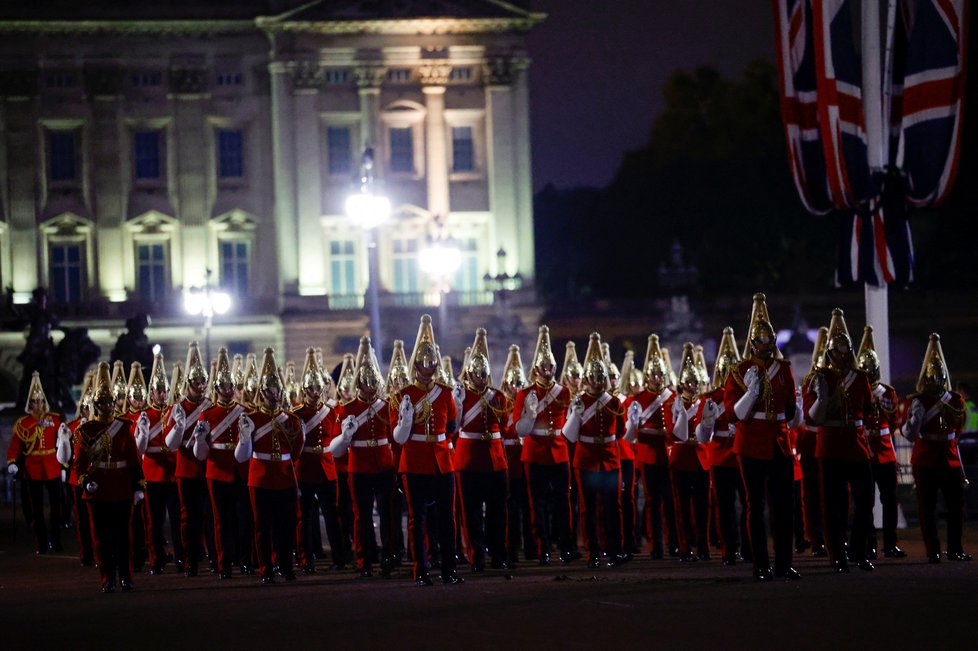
top-left (110, 313), bottom-right (154, 373)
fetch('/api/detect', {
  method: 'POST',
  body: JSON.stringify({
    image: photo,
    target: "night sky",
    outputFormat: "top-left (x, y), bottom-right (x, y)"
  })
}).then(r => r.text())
top-left (525, 1), bottom-right (776, 191)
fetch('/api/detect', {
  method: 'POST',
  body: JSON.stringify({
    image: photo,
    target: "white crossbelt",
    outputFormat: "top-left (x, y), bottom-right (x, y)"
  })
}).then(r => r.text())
top-left (413, 385), bottom-right (444, 412)
top-left (352, 438), bottom-right (389, 448)
top-left (301, 403), bottom-right (333, 436)
top-left (409, 433), bottom-right (447, 443)
top-left (923, 391), bottom-right (953, 425)
top-left (209, 405), bottom-right (245, 443)
top-left (349, 399), bottom-right (388, 433)
top-left (581, 393), bottom-right (613, 425)
top-left (639, 389), bottom-right (672, 423)
top-left (458, 431), bottom-right (502, 441)
top-left (461, 388), bottom-right (496, 430)
top-left (253, 412), bottom-right (290, 443)
top-left (535, 383), bottom-right (563, 413)
top-left (252, 452), bottom-right (291, 461)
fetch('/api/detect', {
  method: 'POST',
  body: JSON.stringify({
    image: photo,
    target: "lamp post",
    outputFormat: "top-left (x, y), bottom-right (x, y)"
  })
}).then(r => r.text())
top-left (183, 268), bottom-right (231, 365)
top-left (419, 231), bottom-right (462, 341)
top-left (346, 147), bottom-right (390, 348)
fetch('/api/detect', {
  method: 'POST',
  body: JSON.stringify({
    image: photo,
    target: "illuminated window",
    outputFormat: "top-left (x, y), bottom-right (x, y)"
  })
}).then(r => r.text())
top-left (133, 131), bottom-right (162, 180)
top-left (49, 243), bottom-right (83, 303)
top-left (453, 238), bottom-right (480, 293)
top-left (136, 242), bottom-right (168, 303)
top-left (217, 129), bottom-right (244, 179)
top-left (451, 127), bottom-right (475, 172)
top-left (392, 238), bottom-right (420, 293)
top-left (327, 127), bottom-right (353, 175)
top-left (220, 240), bottom-right (249, 296)
top-left (329, 240), bottom-right (357, 297)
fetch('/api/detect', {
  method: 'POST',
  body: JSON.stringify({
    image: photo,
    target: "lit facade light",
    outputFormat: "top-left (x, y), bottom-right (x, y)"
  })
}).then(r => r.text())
top-left (345, 193), bottom-right (391, 231)
top-left (419, 240), bottom-right (462, 279)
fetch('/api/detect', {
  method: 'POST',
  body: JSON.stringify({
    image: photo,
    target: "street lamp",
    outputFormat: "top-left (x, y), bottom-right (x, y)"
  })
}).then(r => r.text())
top-left (419, 231), bottom-right (462, 341)
top-left (184, 268), bottom-right (231, 365)
top-left (346, 147), bottom-right (390, 348)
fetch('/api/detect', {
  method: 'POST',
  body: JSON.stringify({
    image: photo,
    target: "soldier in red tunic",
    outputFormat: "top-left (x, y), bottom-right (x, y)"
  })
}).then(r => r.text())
top-left (331, 353), bottom-right (357, 568)
top-left (622, 335), bottom-right (680, 559)
top-left (608, 346), bottom-right (639, 556)
top-left (8, 372), bottom-right (64, 554)
top-left (723, 293), bottom-right (800, 581)
top-left (797, 327), bottom-right (828, 558)
top-left (235, 348), bottom-right (304, 584)
top-left (163, 342), bottom-right (213, 577)
top-left (903, 334), bottom-right (972, 563)
top-left (804, 309), bottom-right (875, 573)
top-left (512, 326), bottom-right (575, 566)
top-left (75, 362), bottom-right (145, 593)
top-left (59, 371), bottom-right (95, 565)
top-left (498, 344), bottom-right (534, 565)
top-left (856, 325), bottom-right (907, 560)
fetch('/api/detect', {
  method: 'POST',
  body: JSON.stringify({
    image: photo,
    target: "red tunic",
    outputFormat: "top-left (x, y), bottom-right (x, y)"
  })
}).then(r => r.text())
top-left (168, 398), bottom-right (212, 480)
top-left (908, 391), bottom-right (965, 468)
top-left (455, 387), bottom-right (507, 473)
top-left (500, 412), bottom-right (523, 479)
top-left (513, 382), bottom-right (571, 465)
top-left (7, 413), bottom-right (62, 480)
top-left (135, 407), bottom-right (175, 483)
top-left (664, 394), bottom-right (711, 472)
top-left (866, 383), bottom-right (900, 465)
top-left (200, 402), bottom-right (248, 483)
top-left (76, 417), bottom-right (143, 502)
top-left (334, 397), bottom-right (394, 474)
top-left (624, 389), bottom-right (674, 466)
top-left (724, 357), bottom-right (796, 461)
top-left (246, 408), bottom-right (303, 490)
top-left (390, 382), bottom-right (457, 475)
top-left (615, 392), bottom-right (636, 462)
top-left (293, 402), bottom-right (338, 483)
top-left (802, 367), bottom-right (873, 461)
top-left (67, 416), bottom-right (86, 487)
top-left (573, 392), bottom-right (623, 472)
top-left (702, 388), bottom-right (737, 468)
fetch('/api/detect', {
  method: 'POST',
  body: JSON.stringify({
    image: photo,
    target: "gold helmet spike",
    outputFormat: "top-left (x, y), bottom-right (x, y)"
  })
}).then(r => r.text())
top-left (24, 371), bottom-right (50, 413)
top-left (916, 333), bottom-right (951, 395)
top-left (407, 314), bottom-right (439, 383)
top-left (693, 344), bottom-right (710, 390)
top-left (231, 353), bottom-right (244, 390)
top-left (712, 327), bottom-right (742, 390)
top-left (126, 362), bottom-right (147, 410)
top-left (743, 292), bottom-right (783, 360)
top-left (582, 332), bottom-right (609, 392)
top-left (528, 325), bottom-right (558, 384)
top-left (242, 353), bottom-right (258, 407)
top-left (77, 369), bottom-right (95, 419)
top-left (301, 347), bottom-right (326, 394)
top-left (337, 352), bottom-right (357, 401)
top-left (213, 347), bottom-right (233, 395)
top-left (661, 347), bottom-right (678, 387)
top-left (283, 360), bottom-right (299, 406)
top-left (439, 355), bottom-right (455, 389)
top-left (91, 362), bottom-right (114, 420)
top-left (500, 344), bottom-right (528, 398)
top-left (811, 326), bottom-right (829, 372)
top-left (620, 350), bottom-right (645, 396)
top-left (559, 341), bottom-right (583, 386)
top-left (256, 347), bottom-right (282, 400)
top-left (643, 334), bottom-right (668, 379)
top-left (677, 343), bottom-right (700, 392)
top-left (824, 308), bottom-right (855, 368)
top-left (855, 326), bottom-right (882, 387)
top-left (464, 328), bottom-right (492, 390)
top-left (386, 340), bottom-right (411, 392)
top-left (169, 362), bottom-right (184, 405)
top-left (602, 342), bottom-right (621, 386)
top-left (458, 346), bottom-right (472, 383)
top-left (110, 360), bottom-right (127, 405)
top-left (353, 336), bottom-right (385, 398)
top-left (206, 360), bottom-right (218, 403)
top-left (148, 351), bottom-right (169, 409)
top-left (184, 341), bottom-right (208, 388)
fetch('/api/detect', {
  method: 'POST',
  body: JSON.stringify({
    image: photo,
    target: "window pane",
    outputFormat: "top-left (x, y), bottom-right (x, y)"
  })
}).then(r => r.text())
top-left (327, 127), bottom-right (352, 175)
top-left (452, 126), bottom-right (475, 172)
top-left (389, 127), bottom-right (413, 173)
top-left (49, 132), bottom-right (76, 182)
top-left (134, 131), bottom-right (161, 180)
top-left (217, 129), bottom-right (244, 178)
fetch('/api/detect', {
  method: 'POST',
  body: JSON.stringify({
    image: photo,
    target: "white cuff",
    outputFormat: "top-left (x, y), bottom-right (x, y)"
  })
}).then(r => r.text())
top-left (327, 435), bottom-right (350, 457)
top-left (234, 438), bottom-right (252, 463)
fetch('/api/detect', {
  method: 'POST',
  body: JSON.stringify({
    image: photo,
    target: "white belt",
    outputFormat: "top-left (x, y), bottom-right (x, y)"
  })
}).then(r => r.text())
top-left (302, 445), bottom-right (324, 455)
top-left (712, 429), bottom-right (733, 438)
top-left (579, 435), bottom-right (614, 445)
top-left (352, 438), bottom-right (390, 448)
top-left (503, 439), bottom-right (521, 447)
top-left (921, 433), bottom-right (955, 442)
top-left (822, 419), bottom-right (864, 427)
top-left (752, 412), bottom-right (786, 422)
top-left (458, 431), bottom-right (502, 441)
top-left (95, 461), bottom-right (127, 469)
top-left (251, 452), bottom-right (292, 461)
top-left (145, 446), bottom-right (165, 453)
top-left (409, 433), bottom-right (447, 443)
top-left (866, 427), bottom-right (890, 437)
top-left (638, 427), bottom-right (665, 436)
top-left (531, 428), bottom-right (560, 438)
top-left (210, 442), bottom-right (235, 450)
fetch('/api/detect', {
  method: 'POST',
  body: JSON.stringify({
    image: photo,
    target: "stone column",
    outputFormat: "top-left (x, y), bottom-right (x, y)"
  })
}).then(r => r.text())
top-left (355, 65), bottom-right (385, 153)
top-left (2, 90), bottom-right (39, 299)
top-left (511, 56), bottom-right (535, 281)
top-left (292, 62), bottom-right (326, 296)
top-left (421, 65), bottom-right (451, 219)
top-left (483, 57), bottom-right (519, 280)
top-left (269, 60), bottom-right (299, 295)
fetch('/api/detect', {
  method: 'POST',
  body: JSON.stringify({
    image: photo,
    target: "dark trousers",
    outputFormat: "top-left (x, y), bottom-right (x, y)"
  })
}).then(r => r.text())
top-left (620, 460), bottom-right (638, 553)
top-left (793, 480), bottom-right (807, 549)
top-left (88, 500), bottom-right (133, 587)
top-left (26, 477), bottom-right (63, 551)
top-left (209, 477), bottom-right (251, 573)
top-left (820, 458), bottom-right (874, 565)
top-left (578, 468), bottom-right (623, 557)
top-left (506, 471), bottom-right (534, 561)
top-left (177, 477), bottom-right (207, 572)
top-left (144, 481), bottom-right (182, 570)
top-left (671, 468), bottom-right (710, 557)
top-left (524, 462), bottom-right (572, 556)
top-left (712, 465), bottom-right (749, 561)
top-left (335, 470), bottom-right (355, 562)
top-left (250, 486), bottom-right (297, 579)
top-left (458, 469), bottom-right (508, 565)
top-left (130, 496), bottom-right (146, 570)
top-left (799, 454), bottom-right (824, 546)
top-left (297, 479), bottom-right (342, 568)
top-left (740, 449), bottom-right (794, 574)
top-left (72, 484), bottom-right (94, 563)
top-left (914, 463), bottom-right (966, 557)
top-left (640, 463), bottom-right (679, 555)
top-left (401, 472), bottom-right (456, 580)
top-left (870, 461), bottom-right (899, 550)
top-left (349, 471), bottom-right (395, 570)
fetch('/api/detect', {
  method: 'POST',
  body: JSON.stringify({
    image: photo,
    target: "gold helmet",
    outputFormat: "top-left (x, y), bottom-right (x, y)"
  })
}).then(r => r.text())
top-left (283, 360), bottom-right (299, 406)
top-left (256, 347), bottom-right (283, 407)
top-left (438, 353), bottom-right (455, 389)
top-left (743, 292), bottom-right (783, 360)
top-left (916, 333), bottom-right (951, 395)
top-left (386, 340), bottom-right (411, 392)
top-left (169, 362), bottom-right (184, 405)
top-left (231, 353), bottom-right (245, 391)
top-left (712, 327), bottom-right (742, 390)
top-left (353, 336), bottom-right (385, 399)
top-left (500, 344), bottom-right (527, 399)
top-left (856, 326), bottom-right (881, 387)
top-left (824, 308), bottom-right (855, 370)
top-left (184, 341), bottom-right (208, 391)
top-left (126, 362), bottom-right (147, 411)
top-left (458, 346), bottom-right (472, 384)
top-left (91, 362), bottom-right (114, 421)
top-left (528, 325), bottom-right (558, 385)
top-left (77, 370), bottom-right (95, 419)
top-left (110, 360), bottom-right (127, 407)
top-left (677, 343), bottom-right (700, 393)
top-left (337, 352), bottom-right (356, 401)
top-left (693, 344), bottom-right (710, 392)
top-left (211, 348), bottom-right (234, 403)
top-left (559, 341), bottom-right (583, 387)
top-left (643, 334), bottom-right (669, 382)
top-left (810, 326), bottom-right (829, 372)
top-left (206, 360), bottom-right (218, 403)
top-left (407, 314), bottom-right (439, 384)
top-left (301, 347), bottom-right (326, 396)
top-left (464, 329), bottom-right (492, 391)
top-left (620, 350), bottom-right (644, 396)
top-left (661, 347), bottom-right (678, 387)
top-left (242, 353), bottom-right (258, 407)
top-left (24, 371), bottom-right (49, 413)
top-left (602, 342), bottom-right (621, 388)
top-left (148, 351), bottom-right (169, 409)
top-left (581, 332), bottom-right (609, 393)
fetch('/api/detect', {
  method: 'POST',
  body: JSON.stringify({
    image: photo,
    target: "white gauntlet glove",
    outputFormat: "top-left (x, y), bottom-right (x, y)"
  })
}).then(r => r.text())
top-left (164, 407), bottom-right (186, 449)
top-left (904, 399), bottom-right (924, 442)
top-left (134, 413), bottom-right (151, 455)
top-left (192, 421), bottom-right (210, 461)
top-left (788, 388), bottom-right (804, 429)
top-left (7, 463), bottom-right (19, 476)
top-left (695, 399), bottom-right (719, 443)
top-left (515, 392), bottom-right (539, 437)
top-left (56, 424), bottom-right (73, 464)
top-left (452, 382), bottom-right (466, 416)
top-left (235, 415), bottom-right (254, 462)
top-left (329, 415), bottom-right (357, 457)
top-left (57, 422), bottom-right (72, 445)
top-left (808, 374), bottom-right (829, 424)
top-left (133, 490), bottom-right (145, 505)
top-left (561, 395), bottom-right (583, 443)
top-left (733, 366), bottom-right (761, 421)
top-left (392, 396), bottom-right (414, 445)
top-left (672, 400), bottom-right (690, 442)
top-left (624, 401), bottom-right (642, 443)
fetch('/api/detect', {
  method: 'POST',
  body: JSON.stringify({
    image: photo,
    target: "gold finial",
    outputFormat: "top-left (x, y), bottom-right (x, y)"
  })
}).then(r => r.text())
top-left (148, 351), bottom-right (169, 409)
top-left (184, 341), bottom-right (208, 388)
top-left (643, 334), bottom-right (668, 380)
top-left (464, 328), bottom-right (491, 390)
top-left (256, 347), bottom-right (282, 404)
top-left (386, 340), bottom-right (410, 392)
top-left (581, 332), bottom-right (608, 392)
top-left (824, 308), bottom-right (855, 369)
top-left (677, 343), bottom-right (700, 392)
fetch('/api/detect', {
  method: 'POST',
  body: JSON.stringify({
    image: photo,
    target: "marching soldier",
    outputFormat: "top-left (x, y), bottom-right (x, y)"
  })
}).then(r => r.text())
top-left (390, 315), bottom-right (464, 586)
top-left (499, 344), bottom-right (535, 564)
top-left (622, 335), bottom-right (680, 559)
top-left (61, 371), bottom-right (96, 566)
top-left (609, 347), bottom-right (639, 555)
top-left (453, 329), bottom-right (509, 572)
top-left (8, 372), bottom-right (65, 554)
top-left (856, 325), bottom-right (906, 559)
top-left (804, 309), bottom-right (875, 573)
top-left (332, 353), bottom-right (358, 568)
top-left (797, 327), bottom-right (828, 557)
top-left (387, 340), bottom-right (411, 565)
top-left (724, 293), bottom-right (800, 581)
top-left (903, 334), bottom-right (971, 563)
top-left (512, 326), bottom-right (575, 566)
top-left (121, 363), bottom-right (150, 573)
top-left (330, 337), bottom-right (396, 577)
top-left (75, 362), bottom-right (145, 593)
top-left (234, 348), bottom-right (304, 584)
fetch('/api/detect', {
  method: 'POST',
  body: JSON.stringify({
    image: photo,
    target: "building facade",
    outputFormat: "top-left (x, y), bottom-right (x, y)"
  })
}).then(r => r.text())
top-left (0, 1), bottom-right (543, 391)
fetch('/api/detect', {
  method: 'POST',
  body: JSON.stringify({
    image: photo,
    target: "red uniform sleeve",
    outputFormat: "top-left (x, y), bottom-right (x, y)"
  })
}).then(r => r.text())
top-left (883, 386), bottom-right (903, 429)
top-left (613, 397), bottom-right (626, 439)
top-left (512, 389), bottom-right (526, 424)
top-left (6, 423), bottom-right (22, 463)
top-left (724, 372), bottom-right (745, 424)
top-left (663, 394), bottom-right (677, 436)
top-left (389, 393), bottom-right (401, 430)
